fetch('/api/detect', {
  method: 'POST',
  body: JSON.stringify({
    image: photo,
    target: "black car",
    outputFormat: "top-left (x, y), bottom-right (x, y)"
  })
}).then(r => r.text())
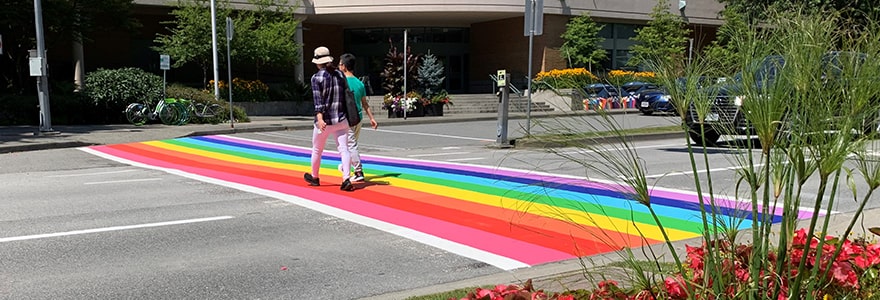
top-left (637, 88), bottom-right (673, 115)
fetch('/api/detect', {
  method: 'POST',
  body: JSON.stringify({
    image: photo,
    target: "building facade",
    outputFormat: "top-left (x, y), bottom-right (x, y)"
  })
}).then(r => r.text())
top-left (90, 0), bottom-right (725, 95)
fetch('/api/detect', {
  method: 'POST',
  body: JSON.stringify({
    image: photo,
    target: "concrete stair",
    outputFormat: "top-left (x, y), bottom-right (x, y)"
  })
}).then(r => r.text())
top-left (443, 93), bottom-right (554, 114)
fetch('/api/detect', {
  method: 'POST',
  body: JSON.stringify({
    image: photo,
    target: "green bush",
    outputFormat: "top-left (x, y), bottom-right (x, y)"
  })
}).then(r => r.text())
top-left (82, 67), bottom-right (163, 111)
top-left (267, 80), bottom-right (311, 102)
top-left (0, 93), bottom-right (37, 126)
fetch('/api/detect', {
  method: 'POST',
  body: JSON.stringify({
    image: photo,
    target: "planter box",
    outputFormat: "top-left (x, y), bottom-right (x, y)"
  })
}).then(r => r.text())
top-left (531, 88), bottom-right (583, 111)
top-left (233, 101), bottom-right (313, 116)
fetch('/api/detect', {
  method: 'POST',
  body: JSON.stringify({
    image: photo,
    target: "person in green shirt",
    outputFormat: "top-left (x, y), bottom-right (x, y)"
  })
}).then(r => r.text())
top-left (338, 53), bottom-right (378, 182)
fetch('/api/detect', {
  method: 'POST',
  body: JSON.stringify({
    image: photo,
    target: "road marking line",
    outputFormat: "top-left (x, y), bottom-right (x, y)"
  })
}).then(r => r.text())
top-left (0, 216), bottom-right (235, 243)
top-left (407, 152), bottom-right (471, 157)
top-left (47, 169), bottom-right (137, 178)
top-left (255, 132), bottom-right (406, 151)
top-left (84, 178), bottom-right (162, 185)
top-left (375, 128), bottom-right (494, 142)
top-left (446, 157), bottom-right (485, 162)
top-left (556, 143), bottom-right (683, 155)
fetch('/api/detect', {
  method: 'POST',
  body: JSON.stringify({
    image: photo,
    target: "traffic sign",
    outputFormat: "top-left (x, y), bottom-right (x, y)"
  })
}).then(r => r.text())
top-left (524, 0), bottom-right (544, 36)
top-left (226, 17), bottom-right (234, 41)
top-left (160, 54), bottom-right (170, 70)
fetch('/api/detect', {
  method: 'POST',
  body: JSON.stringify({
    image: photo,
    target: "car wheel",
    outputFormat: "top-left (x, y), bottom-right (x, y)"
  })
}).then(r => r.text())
top-left (689, 127), bottom-right (720, 146)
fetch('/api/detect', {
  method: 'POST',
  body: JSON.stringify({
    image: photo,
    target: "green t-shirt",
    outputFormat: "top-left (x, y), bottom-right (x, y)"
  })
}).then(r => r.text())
top-left (346, 76), bottom-right (366, 121)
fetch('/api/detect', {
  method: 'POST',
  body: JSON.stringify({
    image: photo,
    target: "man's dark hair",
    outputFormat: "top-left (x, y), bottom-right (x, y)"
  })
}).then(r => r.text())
top-left (340, 53), bottom-right (357, 71)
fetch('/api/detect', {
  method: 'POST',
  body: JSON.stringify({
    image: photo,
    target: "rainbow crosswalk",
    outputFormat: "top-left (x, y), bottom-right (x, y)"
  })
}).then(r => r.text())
top-left (81, 135), bottom-right (813, 270)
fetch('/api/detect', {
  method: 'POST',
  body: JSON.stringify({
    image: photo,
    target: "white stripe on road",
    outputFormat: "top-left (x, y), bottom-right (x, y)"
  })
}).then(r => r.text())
top-left (84, 178), bottom-right (162, 185)
top-left (407, 152), bottom-right (471, 157)
top-left (446, 157), bottom-right (485, 162)
top-left (556, 143), bottom-right (684, 155)
top-left (46, 169), bottom-right (137, 178)
top-left (255, 131), bottom-right (406, 151)
top-left (0, 216), bottom-right (235, 243)
top-left (375, 128), bottom-right (495, 142)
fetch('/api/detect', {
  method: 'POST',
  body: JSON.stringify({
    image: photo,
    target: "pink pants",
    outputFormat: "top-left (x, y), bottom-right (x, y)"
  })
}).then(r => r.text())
top-left (310, 121), bottom-right (351, 181)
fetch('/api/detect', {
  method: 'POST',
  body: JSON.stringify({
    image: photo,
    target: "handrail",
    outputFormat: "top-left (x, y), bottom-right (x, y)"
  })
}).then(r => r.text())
top-left (489, 74), bottom-right (524, 97)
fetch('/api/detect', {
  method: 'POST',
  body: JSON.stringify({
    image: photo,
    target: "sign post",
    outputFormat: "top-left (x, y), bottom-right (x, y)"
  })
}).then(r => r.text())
top-left (524, 0), bottom-right (543, 136)
top-left (226, 17), bottom-right (234, 128)
top-left (160, 54), bottom-right (170, 100)
top-left (495, 70), bottom-right (512, 148)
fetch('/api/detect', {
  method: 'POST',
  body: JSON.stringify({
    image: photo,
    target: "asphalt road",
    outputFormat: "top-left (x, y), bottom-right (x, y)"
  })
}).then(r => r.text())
top-left (1, 114), bottom-right (878, 299)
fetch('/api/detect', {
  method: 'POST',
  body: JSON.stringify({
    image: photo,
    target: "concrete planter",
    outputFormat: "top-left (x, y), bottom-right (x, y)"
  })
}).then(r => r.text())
top-left (234, 101), bottom-right (313, 116)
top-left (531, 88), bottom-right (583, 111)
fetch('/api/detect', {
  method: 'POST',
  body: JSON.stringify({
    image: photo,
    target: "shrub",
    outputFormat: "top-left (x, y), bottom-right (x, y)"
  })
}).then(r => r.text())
top-left (534, 68), bottom-right (598, 90)
top-left (82, 67), bottom-right (164, 111)
top-left (605, 70), bottom-right (657, 86)
top-left (211, 78), bottom-right (270, 102)
top-left (267, 81), bottom-right (311, 102)
top-left (166, 84), bottom-right (249, 124)
top-left (0, 93), bottom-right (37, 126)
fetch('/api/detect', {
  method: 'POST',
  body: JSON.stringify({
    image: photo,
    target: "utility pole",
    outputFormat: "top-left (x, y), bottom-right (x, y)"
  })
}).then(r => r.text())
top-left (32, 0), bottom-right (55, 134)
top-left (524, 0), bottom-right (543, 136)
top-left (210, 0), bottom-right (220, 100)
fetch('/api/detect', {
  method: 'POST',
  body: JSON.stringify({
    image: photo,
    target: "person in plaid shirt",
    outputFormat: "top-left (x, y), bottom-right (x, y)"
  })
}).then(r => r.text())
top-left (304, 46), bottom-right (355, 191)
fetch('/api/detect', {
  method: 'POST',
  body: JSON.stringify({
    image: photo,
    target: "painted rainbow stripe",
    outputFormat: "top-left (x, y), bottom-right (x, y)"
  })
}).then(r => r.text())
top-left (82, 135), bottom-right (813, 270)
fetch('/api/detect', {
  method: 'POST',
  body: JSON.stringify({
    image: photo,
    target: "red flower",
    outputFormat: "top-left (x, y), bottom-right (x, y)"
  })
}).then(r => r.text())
top-left (664, 276), bottom-right (687, 299)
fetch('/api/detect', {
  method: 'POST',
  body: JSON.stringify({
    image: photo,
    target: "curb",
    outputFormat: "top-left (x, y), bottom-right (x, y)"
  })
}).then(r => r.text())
top-left (513, 132), bottom-right (682, 148)
top-left (0, 140), bottom-right (97, 154)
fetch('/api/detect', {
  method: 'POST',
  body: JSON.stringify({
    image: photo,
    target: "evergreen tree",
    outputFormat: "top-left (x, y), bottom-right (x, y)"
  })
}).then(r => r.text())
top-left (560, 12), bottom-right (606, 69)
top-left (628, 0), bottom-right (691, 70)
top-left (417, 52), bottom-right (445, 100)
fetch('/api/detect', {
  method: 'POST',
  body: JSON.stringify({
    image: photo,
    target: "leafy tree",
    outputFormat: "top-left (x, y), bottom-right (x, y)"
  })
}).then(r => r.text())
top-left (628, 0), bottom-right (691, 70)
top-left (718, 0), bottom-right (880, 30)
top-left (559, 12), bottom-right (606, 69)
top-left (152, 0), bottom-right (301, 87)
top-left (702, 7), bottom-right (749, 75)
top-left (230, 0), bottom-right (300, 77)
top-left (153, 0), bottom-right (232, 88)
top-left (0, 0), bottom-right (138, 93)
top-left (417, 51), bottom-right (445, 100)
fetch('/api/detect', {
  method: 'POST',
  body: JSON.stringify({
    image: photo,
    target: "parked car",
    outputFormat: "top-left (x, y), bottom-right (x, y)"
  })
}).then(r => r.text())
top-left (637, 88), bottom-right (673, 115)
top-left (620, 81), bottom-right (661, 109)
top-left (582, 83), bottom-right (620, 109)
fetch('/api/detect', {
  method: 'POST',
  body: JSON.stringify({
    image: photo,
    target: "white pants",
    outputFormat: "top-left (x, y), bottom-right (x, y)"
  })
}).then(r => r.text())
top-left (346, 123), bottom-right (362, 173)
top-left (310, 121), bottom-right (351, 181)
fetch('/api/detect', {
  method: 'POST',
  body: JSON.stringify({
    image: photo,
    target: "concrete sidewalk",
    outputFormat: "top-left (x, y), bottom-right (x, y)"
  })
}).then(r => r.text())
top-left (0, 112), bottom-right (506, 154)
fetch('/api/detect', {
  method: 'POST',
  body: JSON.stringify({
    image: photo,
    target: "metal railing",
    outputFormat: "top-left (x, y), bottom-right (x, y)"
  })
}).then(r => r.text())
top-left (489, 74), bottom-right (524, 97)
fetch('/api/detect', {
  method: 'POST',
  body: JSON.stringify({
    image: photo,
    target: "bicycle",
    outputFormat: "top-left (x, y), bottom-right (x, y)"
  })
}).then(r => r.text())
top-left (124, 98), bottom-right (185, 126)
top-left (176, 98), bottom-right (223, 125)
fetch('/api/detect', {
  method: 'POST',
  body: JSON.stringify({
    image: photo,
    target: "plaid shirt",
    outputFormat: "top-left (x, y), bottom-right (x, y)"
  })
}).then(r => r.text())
top-left (311, 68), bottom-right (347, 125)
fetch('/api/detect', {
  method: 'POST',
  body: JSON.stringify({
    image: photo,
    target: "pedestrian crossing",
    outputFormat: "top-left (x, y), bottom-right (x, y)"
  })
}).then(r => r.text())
top-left (81, 135), bottom-right (812, 270)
